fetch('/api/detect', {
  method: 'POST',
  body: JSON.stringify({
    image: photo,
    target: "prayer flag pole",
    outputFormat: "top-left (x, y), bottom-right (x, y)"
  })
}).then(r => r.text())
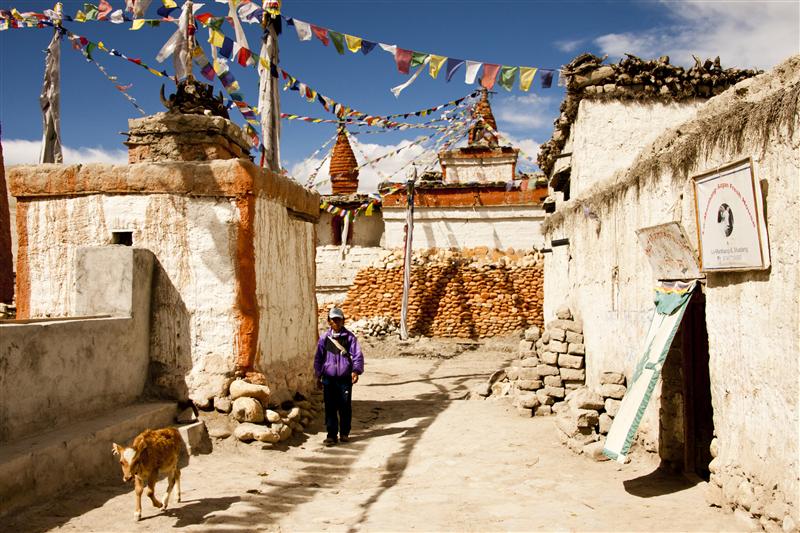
top-left (39, 2), bottom-right (63, 164)
top-left (258, 5), bottom-right (281, 171)
top-left (399, 165), bottom-right (417, 340)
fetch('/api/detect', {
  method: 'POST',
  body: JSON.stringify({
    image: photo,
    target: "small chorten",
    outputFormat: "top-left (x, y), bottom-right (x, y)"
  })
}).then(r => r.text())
top-left (329, 125), bottom-right (360, 195)
top-left (468, 88), bottom-right (498, 146)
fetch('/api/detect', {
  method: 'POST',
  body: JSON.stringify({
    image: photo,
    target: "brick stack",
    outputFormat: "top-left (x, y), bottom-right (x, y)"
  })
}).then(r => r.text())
top-left (338, 248), bottom-right (544, 338)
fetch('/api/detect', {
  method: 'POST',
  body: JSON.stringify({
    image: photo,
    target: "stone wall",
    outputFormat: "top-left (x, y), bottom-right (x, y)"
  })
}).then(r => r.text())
top-left (338, 248), bottom-right (543, 338)
top-left (542, 57), bottom-right (800, 529)
top-left (0, 247), bottom-right (153, 443)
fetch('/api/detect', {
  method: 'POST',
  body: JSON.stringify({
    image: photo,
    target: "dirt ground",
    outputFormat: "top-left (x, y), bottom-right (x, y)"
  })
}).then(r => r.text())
top-left (2, 338), bottom-right (747, 532)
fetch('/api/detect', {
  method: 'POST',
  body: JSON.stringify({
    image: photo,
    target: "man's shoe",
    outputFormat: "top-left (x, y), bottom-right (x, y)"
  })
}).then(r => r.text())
top-left (339, 435), bottom-right (350, 443)
top-left (323, 437), bottom-right (337, 446)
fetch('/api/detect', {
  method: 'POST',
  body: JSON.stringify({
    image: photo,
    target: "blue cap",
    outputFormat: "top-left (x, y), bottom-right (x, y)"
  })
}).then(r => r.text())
top-left (328, 307), bottom-right (345, 320)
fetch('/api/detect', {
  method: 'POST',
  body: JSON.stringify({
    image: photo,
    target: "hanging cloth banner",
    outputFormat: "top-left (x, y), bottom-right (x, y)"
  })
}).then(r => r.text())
top-left (519, 66), bottom-right (537, 92)
top-left (480, 63), bottom-right (500, 89)
top-left (498, 65), bottom-right (518, 91)
top-left (39, 23), bottom-right (63, 163)
top-left (464, 60), bottom-right (481, 84)
top-left (445, 58), bottom-right (464, 82)
top-left (429, 54), bottom-right (446, 79)
top-left (603, 281), bottom-right (697, 463)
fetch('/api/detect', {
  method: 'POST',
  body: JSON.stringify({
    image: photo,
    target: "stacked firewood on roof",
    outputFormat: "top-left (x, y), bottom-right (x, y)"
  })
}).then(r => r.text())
top-left (537, 53), bottom-right (762, 177)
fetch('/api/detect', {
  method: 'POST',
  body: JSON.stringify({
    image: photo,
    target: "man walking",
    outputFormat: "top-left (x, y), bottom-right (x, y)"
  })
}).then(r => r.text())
top-left (314, 307), bottom-right (364, 446)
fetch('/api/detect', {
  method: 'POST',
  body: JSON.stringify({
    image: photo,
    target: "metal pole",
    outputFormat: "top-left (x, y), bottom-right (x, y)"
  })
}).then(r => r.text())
top-left (399, 165), bottom-right (417, 340)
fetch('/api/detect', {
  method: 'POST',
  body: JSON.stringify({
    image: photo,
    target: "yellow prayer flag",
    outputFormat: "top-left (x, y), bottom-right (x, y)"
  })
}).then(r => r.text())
top-left (519, 67), bottom-right (537, 92)
top-left (365, 202), bottom-right (374, 216)
top-left (75, 10), bottom-right (87, 22)
top-left (130, 19), bottom-right (146, 30)
top-left (162, 0), bottom-right (177, 8)
top-left (345, 34), bottom-right (362, 53)
top-left (429, 54), bottom-right (446, 79)
top-left (208, 29), bottom-right (225, 47)
top-left (98, 41), bottom-right (107, 51)
top-left (259, 56), bottom-right (270, 69)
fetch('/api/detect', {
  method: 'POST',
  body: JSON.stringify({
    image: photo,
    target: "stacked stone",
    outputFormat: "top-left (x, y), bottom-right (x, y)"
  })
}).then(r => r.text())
top-left (347, 316), bottom-right (400, 337)
top-left (214, 379), bottom-right (321, 444)
top-left (553, 372), bottom-right (627, 462)
top-left (340, 248), bottom-right (544, 338)
top-left (479, 305), bottom-right (587, 415)
top-left (538, 53), bottom-right (761, 177)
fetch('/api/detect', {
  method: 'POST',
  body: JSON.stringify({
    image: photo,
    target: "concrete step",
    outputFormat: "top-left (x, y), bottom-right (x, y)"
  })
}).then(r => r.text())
top-left (0, 401), bottom-right (176, 518)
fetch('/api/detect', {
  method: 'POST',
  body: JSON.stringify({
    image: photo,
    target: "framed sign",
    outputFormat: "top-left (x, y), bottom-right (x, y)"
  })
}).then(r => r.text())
top-left (691, 158), bottom-right (770, 272)
top-left (636, 222), bottom-right (701, 280)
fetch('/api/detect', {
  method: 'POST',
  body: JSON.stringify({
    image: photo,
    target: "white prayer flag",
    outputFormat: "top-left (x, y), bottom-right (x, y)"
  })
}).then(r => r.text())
top-left (465, 60), bottom-right (482, 84)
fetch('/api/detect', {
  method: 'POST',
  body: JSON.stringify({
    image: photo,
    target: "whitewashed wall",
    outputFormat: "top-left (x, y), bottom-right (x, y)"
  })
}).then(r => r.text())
top-left (570, 99), bottom-right (702, 197)
top-left (20, 194), bottom-right (240, 403)
top-left (383, 205), bottom-right (545, 251)
top-left (253, 198), bottom-right (318, 404)
top-left (544, 59), bottom-right (800, 525)
top-left (316, 210), bottom-right (384, 247)
top-left (440, 155), bottom-right (516, 184)
top-left (315, 245), bottom-right (383, 307)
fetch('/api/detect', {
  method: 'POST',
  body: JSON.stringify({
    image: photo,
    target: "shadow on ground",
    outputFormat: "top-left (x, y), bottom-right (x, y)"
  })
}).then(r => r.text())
top-left (623, 467), bottom-right (701, 498)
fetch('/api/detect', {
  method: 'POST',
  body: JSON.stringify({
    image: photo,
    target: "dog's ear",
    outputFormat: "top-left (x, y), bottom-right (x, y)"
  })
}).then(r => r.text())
top-left (112, 443), bottom-right (122, 457)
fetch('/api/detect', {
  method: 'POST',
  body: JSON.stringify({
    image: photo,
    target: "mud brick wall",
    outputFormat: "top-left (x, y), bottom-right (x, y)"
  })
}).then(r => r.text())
top-left (339, 249), bottom-right (544, 338)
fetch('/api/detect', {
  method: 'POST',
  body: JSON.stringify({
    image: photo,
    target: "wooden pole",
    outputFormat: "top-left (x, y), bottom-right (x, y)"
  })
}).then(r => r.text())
top-left (257, 12), bottom-right (280, 172)
top-left (184, 0), bottom-right (194, 82)
top-left (399, 165), bottom-right (417, 340)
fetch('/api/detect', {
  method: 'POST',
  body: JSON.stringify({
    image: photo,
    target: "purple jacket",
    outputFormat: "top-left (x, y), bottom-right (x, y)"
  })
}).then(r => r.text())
top-left (314, 328), bottom-right (364, 379)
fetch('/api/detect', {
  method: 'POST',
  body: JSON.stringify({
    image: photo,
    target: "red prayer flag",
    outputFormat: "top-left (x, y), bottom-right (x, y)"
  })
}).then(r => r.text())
top-left (481, 64), bottom-right (500, 90)
top-left (310, 25), bottom-right (329, 46)
top-left (98, 0), bottom-right (112, 19)
top-left (395, 48), bottom-right (412, 75)
top-left (237, 47), bottom-right (251, 67)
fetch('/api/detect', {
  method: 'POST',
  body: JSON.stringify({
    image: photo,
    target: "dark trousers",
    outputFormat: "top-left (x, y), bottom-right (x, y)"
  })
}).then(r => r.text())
top-left (323, 377), bottom-right (352, 440)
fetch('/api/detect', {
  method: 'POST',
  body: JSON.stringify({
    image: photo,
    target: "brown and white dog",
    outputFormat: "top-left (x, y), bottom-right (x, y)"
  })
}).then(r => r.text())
top-left (112, 427), bottom-right (185, 521)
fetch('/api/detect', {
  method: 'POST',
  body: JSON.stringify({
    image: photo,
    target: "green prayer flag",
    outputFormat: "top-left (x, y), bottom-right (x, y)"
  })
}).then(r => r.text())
top-left (83, 3), bottom-right (99, 20)
top-left (499, 66), bottom-right (518, 91)
top-left (410, 52), bottom-right (430, 69)
top-left (86, 42), bottom-right (97, 60)
top-left (329, 31), bottom-right (346, 55)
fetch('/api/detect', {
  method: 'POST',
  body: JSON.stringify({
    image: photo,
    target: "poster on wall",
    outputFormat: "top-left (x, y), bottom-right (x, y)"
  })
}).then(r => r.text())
top-left (691, 158), bottom-right (770, 272)
top-left (636, 222), bottom-right (701, 280)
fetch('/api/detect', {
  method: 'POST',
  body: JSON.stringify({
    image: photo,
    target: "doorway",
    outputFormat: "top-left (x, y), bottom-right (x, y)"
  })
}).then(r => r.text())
top-left (659, 286), bottom-right (714, 479)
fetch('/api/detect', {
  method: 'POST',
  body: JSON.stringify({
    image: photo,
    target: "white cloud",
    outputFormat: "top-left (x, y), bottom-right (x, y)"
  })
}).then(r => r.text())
top-left (500, 133), bottom-right (541, 170)
top-left (493, 93), bottom-right (557, 130)
top-left (594, 1), bottom-right (799, 69)
top-left (556, 38), bottom-right (588, 53)
top-left (2, 139), bottom-right (128, 166)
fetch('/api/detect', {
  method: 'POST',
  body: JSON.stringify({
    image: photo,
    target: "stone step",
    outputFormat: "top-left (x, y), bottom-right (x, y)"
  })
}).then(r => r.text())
top-left (0, 402), bottom-right (176, 518)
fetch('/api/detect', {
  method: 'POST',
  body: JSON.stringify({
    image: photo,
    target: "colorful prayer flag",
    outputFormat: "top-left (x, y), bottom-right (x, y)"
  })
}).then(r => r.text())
top-left (208, 29), bottom-right (225, 47)
top-left (395, 48), bottom-right (412, 74)
top-left (410, 51), bottom-right (429, 69)
top-left (361, 40), bottom-right (376, 55)
top-left (481, 63), bottom-right (500, 89)
top-left (541, 70), bottom-right (554, 88)
top-left (130, 18), bottom-right (145, 30)
top-left (345, 34), bottom-right (362, 53)
top-left (519, 66), bottom-right (537, 91)
top-left (329, 31), bottom-right (345, 54)
top-left (293, 18), bottom-right (312, 41)
top-left (465, 60), bottom-right (481, 84)
top-left (445, 58), bottom-right (464, 82)
top-left (498, 65), bottom-right (518, 91)
top-left (311, 25), bottom-right (329, 46)
top-left (429, 54), bottom-right (446, 79)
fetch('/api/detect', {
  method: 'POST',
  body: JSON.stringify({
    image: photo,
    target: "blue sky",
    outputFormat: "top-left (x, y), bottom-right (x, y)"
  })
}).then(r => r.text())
top-left (1, 1), bottom-right (798, 191)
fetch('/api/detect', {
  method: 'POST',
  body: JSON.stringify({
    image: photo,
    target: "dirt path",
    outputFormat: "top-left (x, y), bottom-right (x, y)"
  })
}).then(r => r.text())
top-left (2, 344), bottom-right (746, 532)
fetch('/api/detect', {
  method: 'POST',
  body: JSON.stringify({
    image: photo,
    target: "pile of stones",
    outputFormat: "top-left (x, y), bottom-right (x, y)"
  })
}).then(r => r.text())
top-left (553, 372), bottom-right (627, 461)
top-left (538, 53), bottom-right (762, 176)
top-left (478, 305), bottom-right (586, 415)
top-left (342, 248), bottom-right (544, 338)
top-left (210, 379), bottom-right (321, 444)
top-left (347, 316), bottom-right (400, 338)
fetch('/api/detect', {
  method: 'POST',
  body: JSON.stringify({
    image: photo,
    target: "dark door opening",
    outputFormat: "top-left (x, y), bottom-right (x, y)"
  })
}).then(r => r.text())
top-left (659, 286), bottom-right (714, 480)
top-left (680, 288), bottom-right (714, 479)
